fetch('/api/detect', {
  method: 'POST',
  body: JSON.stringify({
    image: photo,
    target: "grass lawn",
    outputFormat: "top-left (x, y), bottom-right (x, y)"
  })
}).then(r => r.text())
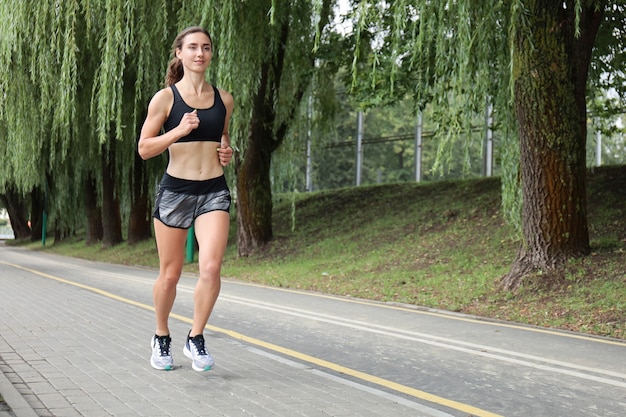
top-left (25, 165), bottom-right (626, 340)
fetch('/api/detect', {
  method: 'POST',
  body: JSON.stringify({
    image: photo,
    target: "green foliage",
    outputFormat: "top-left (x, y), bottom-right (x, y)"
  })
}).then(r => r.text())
top-left (2, 0), bottom-right (624, 250)
top-left (343, 0), bottom-right (625, 236)
top-left (1, 0), bottom-right (340, 243)
top-left (588, 2), bottom-right (626, 116)
top-left (193, 0), bottom-right (335, 155)
top-left (0, 0), bottom-right (173, 228)
top-left (339, 0), bottom-right (521, 227)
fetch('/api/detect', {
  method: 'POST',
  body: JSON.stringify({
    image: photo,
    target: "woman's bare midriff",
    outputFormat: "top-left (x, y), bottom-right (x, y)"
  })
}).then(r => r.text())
top-left (166, 141), bottom-right (223, 180)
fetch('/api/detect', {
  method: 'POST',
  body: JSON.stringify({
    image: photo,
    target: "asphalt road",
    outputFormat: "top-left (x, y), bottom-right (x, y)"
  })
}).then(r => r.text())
top-left (1, 243), bottom-right (625, 417)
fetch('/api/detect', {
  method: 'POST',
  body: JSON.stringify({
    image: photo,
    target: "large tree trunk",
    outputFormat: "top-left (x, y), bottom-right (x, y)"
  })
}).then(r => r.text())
top-left (127, 151), bottom-right (152, 244)
top-left (101, 141), bottom-right (123, 248)
top-left (502, 1), bottom-right (604, 291)
top-left (236, 105), bottom-right (275, 257)
top-left (235, 22), bottom-right (290, 257)
top-left (30, 187), bottom-right (44, 243)
top-left (84, 172), bottom-right (103, 246)
top-left (0, 185), bottom-right (31, 240)
top-left (234, 1), bottom-right (332, 257)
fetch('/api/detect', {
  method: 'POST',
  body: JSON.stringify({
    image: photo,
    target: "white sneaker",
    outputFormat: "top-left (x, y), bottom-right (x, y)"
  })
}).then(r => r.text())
top-left (183, 332), bottom-right (214, 371)
top-left (150, 335), bottom-right (173, 371)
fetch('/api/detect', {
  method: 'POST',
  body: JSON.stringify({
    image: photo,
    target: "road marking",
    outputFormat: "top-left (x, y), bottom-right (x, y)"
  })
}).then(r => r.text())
top-left (224, 280), bottom-right (626, 347)
top-left (1, 260), bottom-right (503, 417)
top-left (218, 294), bottom-right (626, 386)
top-left (5, 252), bottom-right (626, 384)
top-left (15, 251), bottom-right (625, 347)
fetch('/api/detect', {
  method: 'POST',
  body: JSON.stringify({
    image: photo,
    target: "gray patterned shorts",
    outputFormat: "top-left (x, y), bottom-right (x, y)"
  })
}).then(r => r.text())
top-left (153, 173), bottom-right (231, 229)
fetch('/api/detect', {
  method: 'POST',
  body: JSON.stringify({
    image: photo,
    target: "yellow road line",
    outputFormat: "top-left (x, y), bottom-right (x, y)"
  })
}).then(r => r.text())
top-left (207, 324), bottom-right (503, 417)
top-left (2, 260), bottom-right (502, 417)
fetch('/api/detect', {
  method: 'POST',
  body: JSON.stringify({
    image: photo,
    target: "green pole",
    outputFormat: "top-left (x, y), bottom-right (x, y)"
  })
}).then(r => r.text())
top-left (42, 182), bottom-right (48, 247)
top-left (186, 226), bottom-right (194, 263)
top-left (41, 210), bottom-right (47, 247)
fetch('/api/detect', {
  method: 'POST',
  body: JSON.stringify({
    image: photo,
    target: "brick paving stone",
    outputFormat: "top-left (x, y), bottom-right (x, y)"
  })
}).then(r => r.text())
top-left (1, 262), bottom-right (440, 417)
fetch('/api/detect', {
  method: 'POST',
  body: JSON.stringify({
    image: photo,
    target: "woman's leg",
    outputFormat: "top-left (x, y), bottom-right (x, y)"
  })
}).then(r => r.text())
top-left (190, 210), bottom-right (230, 336)
top-left (153, 219), bottom-right (188, 336)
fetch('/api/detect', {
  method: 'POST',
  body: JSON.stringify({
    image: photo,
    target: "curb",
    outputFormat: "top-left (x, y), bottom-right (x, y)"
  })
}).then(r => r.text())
top-left (0, 369), bottom-right (38, 417)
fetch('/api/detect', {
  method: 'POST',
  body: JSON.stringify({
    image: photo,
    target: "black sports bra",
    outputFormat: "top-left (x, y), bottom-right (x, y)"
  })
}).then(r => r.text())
top-left (163, 84), bottom-right (226, 143)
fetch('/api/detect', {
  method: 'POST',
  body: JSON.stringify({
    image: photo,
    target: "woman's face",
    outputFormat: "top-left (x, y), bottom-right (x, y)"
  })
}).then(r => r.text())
top-left (176, 32), bottom-right (212, 73)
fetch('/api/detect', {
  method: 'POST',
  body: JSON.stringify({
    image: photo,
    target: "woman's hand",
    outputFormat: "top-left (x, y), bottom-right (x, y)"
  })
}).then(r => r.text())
top-left (178, 109), bottom-right (200, 136)
top-left (217, 144), bottom-right (234, 166)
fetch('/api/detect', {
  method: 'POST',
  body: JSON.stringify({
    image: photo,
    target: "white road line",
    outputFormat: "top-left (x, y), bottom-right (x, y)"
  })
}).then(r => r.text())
top-left (230, 339), bottom-right (457, 417)
top-left (219, 294), bottom-right (626, 388)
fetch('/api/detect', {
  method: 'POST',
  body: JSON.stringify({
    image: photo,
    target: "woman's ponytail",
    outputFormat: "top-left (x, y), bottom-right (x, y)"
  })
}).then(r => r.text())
top-left (164, 58), bottom-right (183, 87)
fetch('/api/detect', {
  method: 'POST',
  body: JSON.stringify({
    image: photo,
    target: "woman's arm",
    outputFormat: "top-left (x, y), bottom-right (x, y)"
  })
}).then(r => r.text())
top-left (217, 89), bottom-right (235, 166)
top-left (137, 88), bottom-right (199, 160)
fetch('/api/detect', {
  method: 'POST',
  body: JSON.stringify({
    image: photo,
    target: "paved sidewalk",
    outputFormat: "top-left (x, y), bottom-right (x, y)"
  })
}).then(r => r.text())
top-left (0, 262), bottom-right (440, 417)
